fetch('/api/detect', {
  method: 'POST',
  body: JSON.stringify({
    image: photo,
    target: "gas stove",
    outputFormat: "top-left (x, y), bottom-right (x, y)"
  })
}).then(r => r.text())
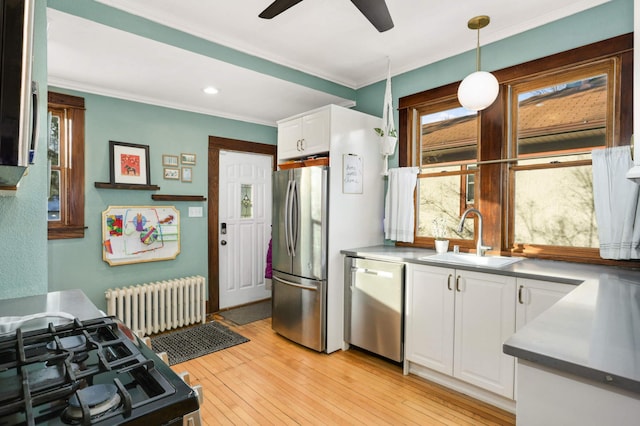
top-left (0, 316), bottom-right (201, 425)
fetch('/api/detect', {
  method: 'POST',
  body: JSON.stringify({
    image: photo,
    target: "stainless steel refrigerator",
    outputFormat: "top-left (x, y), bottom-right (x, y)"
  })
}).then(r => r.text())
top-left (271, 166), bottom-right (328, 352)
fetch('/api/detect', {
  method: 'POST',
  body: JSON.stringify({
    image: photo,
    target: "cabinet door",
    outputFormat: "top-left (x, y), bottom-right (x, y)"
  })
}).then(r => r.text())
top-left (405, 264), bottom-right (455, 375)
top-left (277, 118), bottom-right (303, 160)
top-left (299, 109), bottom-right (330, 157)
top-left (516, 278), bottom-right (575, 331)
top-left (453, 270), bottom-right (516, 398)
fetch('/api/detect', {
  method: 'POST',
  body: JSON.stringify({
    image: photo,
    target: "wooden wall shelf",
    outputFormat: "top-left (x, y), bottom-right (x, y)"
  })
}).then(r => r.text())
top-left (151, 194), bottom-right (206, 202)
top-left (94, 182), bottom-right (160, 191)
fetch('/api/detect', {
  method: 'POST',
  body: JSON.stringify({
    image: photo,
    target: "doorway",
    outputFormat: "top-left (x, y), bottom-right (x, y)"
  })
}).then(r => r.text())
top-left (208, 136), bottom-right (277, 313)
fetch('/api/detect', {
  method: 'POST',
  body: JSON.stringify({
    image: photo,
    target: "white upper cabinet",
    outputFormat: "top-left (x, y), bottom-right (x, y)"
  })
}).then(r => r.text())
top-left (277, 108), bottom-right (330, 160)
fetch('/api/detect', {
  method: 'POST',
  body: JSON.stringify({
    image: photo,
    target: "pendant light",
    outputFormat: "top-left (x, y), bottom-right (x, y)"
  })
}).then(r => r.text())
top-left (457, 15), bottom-right (499, 111)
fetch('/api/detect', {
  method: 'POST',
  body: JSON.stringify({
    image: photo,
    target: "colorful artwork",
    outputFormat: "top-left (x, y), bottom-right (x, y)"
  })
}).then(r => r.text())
top-left (106, 215), bottom-right (123, 236)
top-left (120, 154), bottom-right (141, 176)
top-left (102, 206), bottom-right (180, 266)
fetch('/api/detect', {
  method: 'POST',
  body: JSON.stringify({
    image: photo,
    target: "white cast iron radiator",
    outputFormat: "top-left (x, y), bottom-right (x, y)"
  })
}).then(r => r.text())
top-left (105, 275), bottom-right (206, 336)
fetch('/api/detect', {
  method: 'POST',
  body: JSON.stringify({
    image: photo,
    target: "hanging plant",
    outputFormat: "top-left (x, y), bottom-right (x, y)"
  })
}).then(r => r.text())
top-left (374, 127), bottom-right (397, 138)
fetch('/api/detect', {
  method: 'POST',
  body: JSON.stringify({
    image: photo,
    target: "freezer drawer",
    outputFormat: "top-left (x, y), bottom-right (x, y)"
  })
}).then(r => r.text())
top-left (272, 271), bottom-right (326, 352)
top-left (345, 257), bottom-right (405, 362)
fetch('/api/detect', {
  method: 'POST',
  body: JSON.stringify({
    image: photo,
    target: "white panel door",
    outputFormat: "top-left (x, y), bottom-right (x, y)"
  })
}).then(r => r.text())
top-left (218, 150), bottom-right (272, 309)
top-left (453, 271), bottom-right (516, 398)
top-left (405, 264), bottom-right (455, 375)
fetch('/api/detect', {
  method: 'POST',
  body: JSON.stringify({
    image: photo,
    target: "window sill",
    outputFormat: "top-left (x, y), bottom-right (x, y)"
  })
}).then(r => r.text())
top-left (48, 225), bottom-right (87, 240)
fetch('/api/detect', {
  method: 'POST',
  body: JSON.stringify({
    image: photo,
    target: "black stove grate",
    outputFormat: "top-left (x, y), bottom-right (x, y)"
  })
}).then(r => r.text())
top-left (0, 316), bottom-right (198, 426)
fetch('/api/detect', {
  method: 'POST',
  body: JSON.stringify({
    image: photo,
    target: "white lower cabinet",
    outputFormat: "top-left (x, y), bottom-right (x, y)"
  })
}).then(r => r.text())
top-left (515, 278), bottom-right (575, 331)
top-left (405, 264), bottom-right (516, 399)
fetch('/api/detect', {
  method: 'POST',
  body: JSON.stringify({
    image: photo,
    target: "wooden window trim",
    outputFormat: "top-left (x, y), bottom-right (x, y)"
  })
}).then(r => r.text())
top-left (48, 92), bottom-right (86, 240)
top-left (397, 33), bottom-right (636, 267)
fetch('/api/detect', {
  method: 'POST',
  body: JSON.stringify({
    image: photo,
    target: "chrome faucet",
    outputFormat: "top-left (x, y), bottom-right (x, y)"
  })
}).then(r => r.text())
top-left (458, 208), bottom-right (492, 256)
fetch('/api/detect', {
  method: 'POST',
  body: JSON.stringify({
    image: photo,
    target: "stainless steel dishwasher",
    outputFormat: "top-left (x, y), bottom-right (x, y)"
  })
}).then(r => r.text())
top-left (344, 256), bottom-right (405, 362)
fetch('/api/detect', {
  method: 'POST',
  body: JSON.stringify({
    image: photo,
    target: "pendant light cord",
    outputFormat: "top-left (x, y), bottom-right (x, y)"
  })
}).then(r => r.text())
top-left (475, 27), bottom-right (481, 72)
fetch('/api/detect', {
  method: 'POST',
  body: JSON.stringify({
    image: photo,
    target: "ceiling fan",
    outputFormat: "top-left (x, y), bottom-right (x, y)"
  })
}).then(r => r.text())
top-left (259, 0), bottom-right (394, 33)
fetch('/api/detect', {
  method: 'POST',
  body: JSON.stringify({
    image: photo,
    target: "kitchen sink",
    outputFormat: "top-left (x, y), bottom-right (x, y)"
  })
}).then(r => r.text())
top-left (420, 252), bottom-right (523, 268)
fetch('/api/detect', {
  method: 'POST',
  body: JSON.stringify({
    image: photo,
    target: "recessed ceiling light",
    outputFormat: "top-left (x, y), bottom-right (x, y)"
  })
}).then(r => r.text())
top-left (203, 87), bottom-right (219, 95)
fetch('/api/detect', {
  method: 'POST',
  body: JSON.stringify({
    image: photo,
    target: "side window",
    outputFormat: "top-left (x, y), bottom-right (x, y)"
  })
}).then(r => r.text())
top-left (508, 62), bottom-right (613, 250)
top-left (47, 92), bottom-right (85, 240)
top-left (416, 101), bottom-right (477, 242)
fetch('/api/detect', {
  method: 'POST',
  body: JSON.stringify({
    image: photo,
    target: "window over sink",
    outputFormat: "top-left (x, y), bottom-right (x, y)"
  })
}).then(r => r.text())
top-left (399, 34), bottom-right (632, 264)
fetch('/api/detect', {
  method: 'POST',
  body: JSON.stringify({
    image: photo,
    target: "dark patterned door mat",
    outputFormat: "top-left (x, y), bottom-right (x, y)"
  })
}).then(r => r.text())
top-left (219, 299), bottom-right (271, 325)
top-left (150, 321), bottom-right (249, 365)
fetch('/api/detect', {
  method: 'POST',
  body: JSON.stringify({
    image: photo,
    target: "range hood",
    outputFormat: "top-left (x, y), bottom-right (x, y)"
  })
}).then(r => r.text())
top-left (0, 0), bottom-right (37, 189)
top-left (626, 135), bottom-right (640, 182)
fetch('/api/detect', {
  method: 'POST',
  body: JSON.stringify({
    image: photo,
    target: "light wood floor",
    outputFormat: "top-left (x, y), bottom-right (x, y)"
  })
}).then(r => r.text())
top-left (171, 317), bottom-right (516, 425)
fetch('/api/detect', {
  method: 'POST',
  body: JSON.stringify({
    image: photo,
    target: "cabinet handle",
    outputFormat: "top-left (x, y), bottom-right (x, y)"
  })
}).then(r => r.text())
top-left (300, 138), bottom-right (305, 151)
top-left (455, 275), bottom-right (461, 292)
top-left (296, 139), bottom-right (301, 151)
top-left (447, 274), bottom-right (452, 291)
top-left (518, 285), bottom-right (524, 304)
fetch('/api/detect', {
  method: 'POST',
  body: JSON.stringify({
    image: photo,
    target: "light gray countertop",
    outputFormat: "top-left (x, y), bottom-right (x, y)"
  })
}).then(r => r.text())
top-left (341, 245), bottom-right (640, 394)
top-left (0, 289), bottom-right (103, 335)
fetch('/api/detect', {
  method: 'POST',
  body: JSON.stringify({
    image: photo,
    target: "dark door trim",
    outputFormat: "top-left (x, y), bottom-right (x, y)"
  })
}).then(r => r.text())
top-left (207, 136), bottom-right (277, 313)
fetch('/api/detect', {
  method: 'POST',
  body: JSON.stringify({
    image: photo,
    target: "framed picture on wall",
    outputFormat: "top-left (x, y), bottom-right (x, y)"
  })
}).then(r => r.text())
top-left (162, 154), bottom-right (179, 167)
top-left (109, 141), bottom-right (151, 185)
top-left (181, 167), bottom-right (192, 182)
top-left (163, 168), bottom-right (179, 180)
top-left (181, 153), bottom-right (196, 165)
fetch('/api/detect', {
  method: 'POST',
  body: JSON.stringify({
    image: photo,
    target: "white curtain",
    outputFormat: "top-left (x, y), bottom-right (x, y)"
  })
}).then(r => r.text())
top-left (384, 167), bottom-right (419, 242)
top-left (592, 146), bottom-right (640, 259)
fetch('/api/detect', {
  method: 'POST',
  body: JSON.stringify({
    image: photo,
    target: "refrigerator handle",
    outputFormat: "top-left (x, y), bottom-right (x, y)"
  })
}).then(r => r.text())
top-left (290, 180), bottom-right (299, 257)
top-left (284, 180), bottom-right (292, 257)
top-left (273, 275), bottom-right (318, 291)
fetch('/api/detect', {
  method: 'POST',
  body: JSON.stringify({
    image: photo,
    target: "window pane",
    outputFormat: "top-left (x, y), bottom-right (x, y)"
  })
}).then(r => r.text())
top-left (48, 113), bottom-right (60, 166)
top-left (241, 184), bottom-right (253, 218)
top-left (48, 170), bottom-right (60, 222)
top-left (514, 165), bottom-right (598, 247)
top-left (421, 107), bottom-right (477, 165)
top-left (417, 175), bottom-right (474, 240)
top-left (517, 75), bottom-right (607, 156)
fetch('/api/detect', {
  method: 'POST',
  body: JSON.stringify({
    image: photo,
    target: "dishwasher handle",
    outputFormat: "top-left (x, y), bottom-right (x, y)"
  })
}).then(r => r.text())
top-left (351, 266), bottom-right (393, 278)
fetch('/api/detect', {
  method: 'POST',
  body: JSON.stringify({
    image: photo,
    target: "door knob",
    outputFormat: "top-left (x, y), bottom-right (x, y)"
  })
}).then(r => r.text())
top-left (221, 240), bottom-right (227, 245)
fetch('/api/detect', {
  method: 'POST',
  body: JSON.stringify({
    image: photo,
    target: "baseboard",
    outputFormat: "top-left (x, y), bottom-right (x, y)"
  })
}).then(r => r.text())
top-left (407, 361), bottom-right (516, 413)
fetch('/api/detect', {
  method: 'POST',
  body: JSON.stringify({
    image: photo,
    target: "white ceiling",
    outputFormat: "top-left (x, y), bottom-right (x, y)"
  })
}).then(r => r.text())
top-left (46, 0), bottom-right (610, 126)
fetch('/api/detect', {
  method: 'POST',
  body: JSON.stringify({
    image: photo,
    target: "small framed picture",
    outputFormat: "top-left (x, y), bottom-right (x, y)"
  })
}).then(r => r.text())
top-left (162, 154), bottom-right (179, 167)
top-left (163, 168), bottom-right (180, 180)
top-left (181, 153), bottom-right (196, 165)
top-left (181, 167), bottom-right (193, 182)
top-left (109, 141), bottom-right (151, 185)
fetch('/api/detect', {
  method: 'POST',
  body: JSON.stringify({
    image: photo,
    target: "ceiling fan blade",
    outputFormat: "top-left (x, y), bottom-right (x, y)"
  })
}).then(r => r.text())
top-left (350, 0), bottom-right (394, 32)
top-left (259, 0), bottom-right (304, 19)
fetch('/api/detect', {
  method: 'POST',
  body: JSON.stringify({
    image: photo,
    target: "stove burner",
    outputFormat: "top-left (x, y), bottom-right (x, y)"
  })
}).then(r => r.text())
top-left (63, 384), bottom-right (121, 422)
top-left (47, 335), bottom-right (86, 351)
top-left (46, 334), bottom-right (90, 364)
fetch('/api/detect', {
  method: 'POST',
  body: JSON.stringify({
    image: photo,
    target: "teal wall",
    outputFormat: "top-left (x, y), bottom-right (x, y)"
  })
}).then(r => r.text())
top-left (0, 0), bottom-right (49, 300)
top-left (354, 0), bottom-right (633, 170)
top-left (47, 90), bottom-right (276, 311)
top-left (0, 0), bottom-right (633, 307)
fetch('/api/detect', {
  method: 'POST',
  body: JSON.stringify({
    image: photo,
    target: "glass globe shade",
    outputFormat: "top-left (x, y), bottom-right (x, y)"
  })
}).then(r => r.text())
top-left (457, 71), bottom-right (499, 111)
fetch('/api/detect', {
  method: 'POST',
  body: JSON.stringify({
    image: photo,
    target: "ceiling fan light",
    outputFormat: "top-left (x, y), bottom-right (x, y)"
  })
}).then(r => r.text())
top-left (457, 71), bottom-right (499, 111)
